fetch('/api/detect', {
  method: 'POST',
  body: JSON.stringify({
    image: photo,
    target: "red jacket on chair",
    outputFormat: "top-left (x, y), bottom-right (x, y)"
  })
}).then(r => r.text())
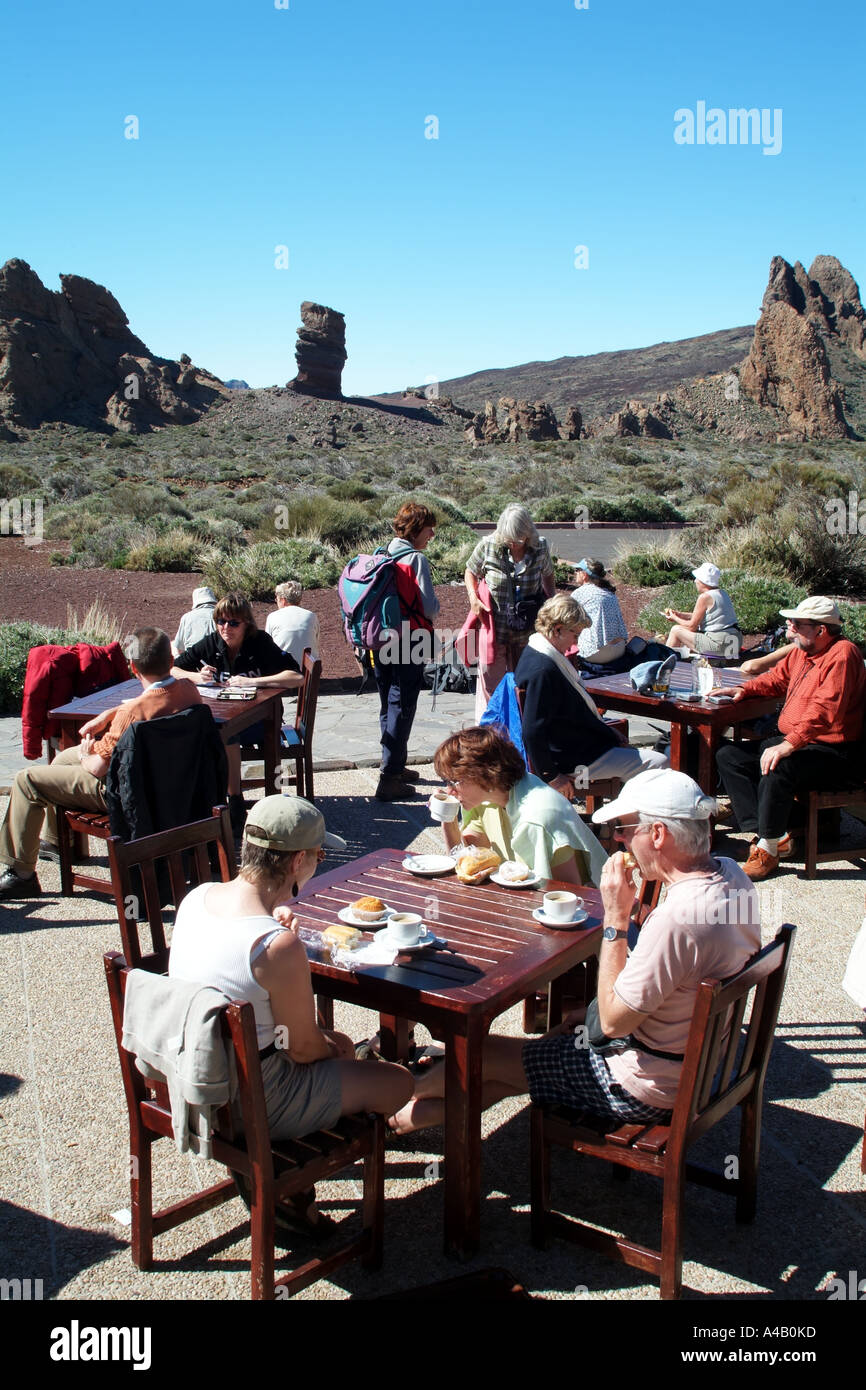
top-left (21, 642), bottom-right (130, 760)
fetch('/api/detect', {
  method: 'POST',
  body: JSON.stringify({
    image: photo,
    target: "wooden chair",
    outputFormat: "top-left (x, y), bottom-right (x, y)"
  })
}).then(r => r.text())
top-left (57, 707), bottom-right (228, 903)
top-left (241, 651), bottom-right (322, 802)
top-left (530, 924), bottom-right (796, 1299)
top-left (800, 786), bottom-right (866, 879)
top-left (104, 952), bottom-right (384, 1299)
top-left (106, 806), bottom-right (236, 967)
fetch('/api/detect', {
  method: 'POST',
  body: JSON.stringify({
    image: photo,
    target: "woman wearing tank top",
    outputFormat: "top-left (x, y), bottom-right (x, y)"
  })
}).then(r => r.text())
top-left (662, 562), bottom-right (741, 658)
top-left (169, 795), bottom-right (412, 1236)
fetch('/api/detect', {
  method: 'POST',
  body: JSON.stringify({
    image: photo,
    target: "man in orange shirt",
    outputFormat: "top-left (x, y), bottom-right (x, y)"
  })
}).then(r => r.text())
top-left (0, 628), bottom-right (201, 898)
top-left (716, 597), bottom-right (866, 880)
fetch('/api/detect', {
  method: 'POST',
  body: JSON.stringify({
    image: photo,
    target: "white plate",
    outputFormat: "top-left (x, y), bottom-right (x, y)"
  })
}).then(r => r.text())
top-left (377, 927), bottom-right (441, 951)
top-left (401, 855), bottom-right (456, 876)
top-left (490, 866), bottom-right (542, 888)
top-left (532, 906), bottom-right (589, 928)
top-left (337, 904), bottom-right (394, 928)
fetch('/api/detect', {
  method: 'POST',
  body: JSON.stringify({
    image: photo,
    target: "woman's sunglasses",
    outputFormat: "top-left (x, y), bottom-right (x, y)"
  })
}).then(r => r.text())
top-left (216, 619), bottom-right (242, 629)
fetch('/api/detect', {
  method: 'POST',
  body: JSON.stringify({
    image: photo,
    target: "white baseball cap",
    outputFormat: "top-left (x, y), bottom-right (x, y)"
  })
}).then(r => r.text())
top-left (778, 595), bottom-right (842, 624)
top-left (591, 769), bottom-right (717, 824)
top-left (692, 563), bottom-right (721, 587)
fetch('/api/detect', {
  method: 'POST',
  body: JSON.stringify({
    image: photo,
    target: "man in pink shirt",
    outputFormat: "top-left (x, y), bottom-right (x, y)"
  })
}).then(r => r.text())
top-left (716, 596), bottom-right (866, 880)
top-left (389, 769), bottom-right (761, 1133)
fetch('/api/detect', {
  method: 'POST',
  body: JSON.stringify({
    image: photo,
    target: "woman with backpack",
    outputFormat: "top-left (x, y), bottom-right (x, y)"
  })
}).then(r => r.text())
top-left (373, 501), bottom-right (440, 801)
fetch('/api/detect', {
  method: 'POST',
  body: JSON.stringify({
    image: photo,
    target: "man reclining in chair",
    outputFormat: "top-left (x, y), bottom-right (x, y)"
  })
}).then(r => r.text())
top-left (716, 596), bottom-right (866, 881)
top-left (0, 629), bottom-right (201, 899)
top-left (389, 769), bottom-right (760, 1134)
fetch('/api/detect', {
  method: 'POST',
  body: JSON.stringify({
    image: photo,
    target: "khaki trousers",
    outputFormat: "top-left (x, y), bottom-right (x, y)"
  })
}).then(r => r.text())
top-left (0, 747), bottom-right (107, 875)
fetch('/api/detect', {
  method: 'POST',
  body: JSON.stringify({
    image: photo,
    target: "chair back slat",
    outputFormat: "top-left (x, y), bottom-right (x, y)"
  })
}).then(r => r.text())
top-left (108, 808), bottom-right (236, 966)
top-left (717, 995), bottom-right (749, 1092)
top-left (666, 926), bottom-right (796, 1154)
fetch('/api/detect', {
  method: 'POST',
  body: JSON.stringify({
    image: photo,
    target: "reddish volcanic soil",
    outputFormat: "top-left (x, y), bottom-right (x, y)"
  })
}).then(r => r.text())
top-left (0, 538), bottom-right (658, 684)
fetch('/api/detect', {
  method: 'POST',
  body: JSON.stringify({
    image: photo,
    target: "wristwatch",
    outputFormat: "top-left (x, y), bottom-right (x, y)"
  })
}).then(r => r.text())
top-left (603, 926), bottom-right (628, 942)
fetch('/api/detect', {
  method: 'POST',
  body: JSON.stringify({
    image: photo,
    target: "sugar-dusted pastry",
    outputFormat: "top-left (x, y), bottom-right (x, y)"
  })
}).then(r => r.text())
top-left (454, 845), bottom-right (502, 884)
top-left (322, 924), bottom-right (362, 949)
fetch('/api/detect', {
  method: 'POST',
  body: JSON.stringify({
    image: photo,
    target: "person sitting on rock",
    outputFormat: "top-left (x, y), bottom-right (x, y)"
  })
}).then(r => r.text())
top-left (663, 563), bottom-right (741, 658)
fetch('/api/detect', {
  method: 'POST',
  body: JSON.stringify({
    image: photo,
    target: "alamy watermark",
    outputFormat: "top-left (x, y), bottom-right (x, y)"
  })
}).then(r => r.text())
top-left (825, 491), bottom-right (866, 535)
top-left (674, 102), bottom-right (782, 156)
top-left (0, 1277), bottom-right (43, 1300)
top-left (0, 497), bottom-right (43, 546)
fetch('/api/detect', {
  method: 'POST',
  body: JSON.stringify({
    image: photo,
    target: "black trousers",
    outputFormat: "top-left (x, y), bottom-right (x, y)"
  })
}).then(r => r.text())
top-left (372, 654), bottom-right (425, 779)
top-left (715, 735), bottom-right (861, 839)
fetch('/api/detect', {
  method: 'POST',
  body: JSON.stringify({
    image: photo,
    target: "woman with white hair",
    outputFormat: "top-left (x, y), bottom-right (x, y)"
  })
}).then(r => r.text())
top-left (464, 503), bottom-right (556, 719)
top-left (663, 563), bottom-right (741, 657)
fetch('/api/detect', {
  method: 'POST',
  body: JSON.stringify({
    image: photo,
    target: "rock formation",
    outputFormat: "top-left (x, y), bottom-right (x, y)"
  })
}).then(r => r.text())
top-left (288, 302), bottom-right (346, 398)
top-left (740, 254), bottom-right (854, 439)
top-left (0, 259), bottom-right (227, 433)
top-left (464, 396), bottom-right (564, 445)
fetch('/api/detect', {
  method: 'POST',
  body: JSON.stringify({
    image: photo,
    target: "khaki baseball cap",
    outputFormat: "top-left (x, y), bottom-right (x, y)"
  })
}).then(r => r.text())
top-left (778, 596), bottom-right (842, 624)
top-left (591, 769), bottom-right (717, 824)
top-left (244, 795), bottom-right (346, 852)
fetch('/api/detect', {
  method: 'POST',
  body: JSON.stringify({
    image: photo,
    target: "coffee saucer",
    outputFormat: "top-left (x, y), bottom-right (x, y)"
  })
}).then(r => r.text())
top-left (532, 906), bottom-right (589, 929)
top-left (377, 927), bottom-right (441, 951)
top-left (337, 905), bottom-right (394, 928)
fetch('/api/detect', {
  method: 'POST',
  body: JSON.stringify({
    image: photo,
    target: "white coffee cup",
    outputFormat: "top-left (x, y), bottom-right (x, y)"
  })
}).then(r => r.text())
top-left (429, 792), bottom-right (460, 823)
top-left (387, 912), bottom-right (424, 946)
top-left (542, 891), bottom-right (580, 923)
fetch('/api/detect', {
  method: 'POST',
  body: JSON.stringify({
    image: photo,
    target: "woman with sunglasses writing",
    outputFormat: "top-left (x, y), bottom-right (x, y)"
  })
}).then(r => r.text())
top-left (173, 592), bottom-right (303, 834)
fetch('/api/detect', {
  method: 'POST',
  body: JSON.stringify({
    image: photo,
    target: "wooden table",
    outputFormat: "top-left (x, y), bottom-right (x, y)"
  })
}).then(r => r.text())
top-left (583, 662), bottom-right (780, 794)
top-left (293, 848), bottom-right (603, 1258)
top-left (49, 678), bottom-right (285, 794)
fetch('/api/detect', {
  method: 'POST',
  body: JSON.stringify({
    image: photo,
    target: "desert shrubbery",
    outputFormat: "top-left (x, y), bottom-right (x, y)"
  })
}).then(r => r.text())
top-left (201, 539), bottom-right (341, 598)
top-left (0, 601), bottom-right (123, 715)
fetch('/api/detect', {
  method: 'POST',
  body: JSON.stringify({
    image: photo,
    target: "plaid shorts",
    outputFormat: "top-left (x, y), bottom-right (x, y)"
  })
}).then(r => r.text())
top-left (522, 1034), bottom-right (672, 1123)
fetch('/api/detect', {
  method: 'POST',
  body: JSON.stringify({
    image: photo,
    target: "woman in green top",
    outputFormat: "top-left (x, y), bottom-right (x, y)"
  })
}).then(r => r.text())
top-left (433, 726), bottom-right (606, 886)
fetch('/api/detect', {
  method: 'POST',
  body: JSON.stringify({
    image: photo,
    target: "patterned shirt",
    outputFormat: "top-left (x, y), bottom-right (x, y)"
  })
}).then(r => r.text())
top-left (467, 537), bottom-right (555, 645)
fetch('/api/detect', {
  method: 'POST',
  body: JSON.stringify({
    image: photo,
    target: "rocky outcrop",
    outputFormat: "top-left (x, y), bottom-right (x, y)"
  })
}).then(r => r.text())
top-left (0, 258), bottom-right (227, 433)
top-left (586, 397), bottom-right (674, 440)
top-left (740, 255), bottom-right (854, 438)
top-left (559, 405), bottom-right (582, 440)
top-left (464, 396), bottom-right (564, 444)
top-left (287, 301), bottom-right (346, 398)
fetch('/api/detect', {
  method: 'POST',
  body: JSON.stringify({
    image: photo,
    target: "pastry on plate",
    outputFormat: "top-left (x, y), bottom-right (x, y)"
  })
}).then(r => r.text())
top-left (323, 924), bottom-right (362, 949)
top-left (498, 860), bottom-right (530, 883)
top-left (350, 895), bottom-right (387, 921)
top-left (454, 845), bottom-right (502, 884)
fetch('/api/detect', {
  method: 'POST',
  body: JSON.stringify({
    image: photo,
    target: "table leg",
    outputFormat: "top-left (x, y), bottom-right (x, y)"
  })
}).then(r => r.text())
top-left (697, 727), bottom-right (719, 795)
top-left (443, 1021), bottom-right (484, 1259)
top-left (378, 1014), bottom-right (411, 1062)
top-left (263, 697), bottom-right (280, 794)
top-left (669, 723), bottom-right (688, 773)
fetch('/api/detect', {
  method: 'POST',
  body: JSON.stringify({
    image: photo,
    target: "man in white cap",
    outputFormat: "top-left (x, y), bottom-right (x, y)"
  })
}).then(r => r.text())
top-left (663, 563), bottom-right (741, 657)
top-left (172, 587), bottom-right (217, 657)
top-left (716, 596), bottom-right (866, 880)
top-left (390, 769), bottom-right (760, 1134)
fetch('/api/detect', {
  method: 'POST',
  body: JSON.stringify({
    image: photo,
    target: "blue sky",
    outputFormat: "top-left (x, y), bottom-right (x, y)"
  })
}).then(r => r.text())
top-left (2, 0), bottom-right (864, 395)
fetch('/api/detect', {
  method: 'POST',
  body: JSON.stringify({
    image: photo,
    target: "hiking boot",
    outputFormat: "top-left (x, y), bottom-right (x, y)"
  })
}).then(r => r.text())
top-left (0, 868), bottom-right (42, 899)
top-left (375, 777), bottom-right (416, 802)
top-left (400, 768), bottom-right (421, 782)
top-left (742, 843), bottom-right (780, 881)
